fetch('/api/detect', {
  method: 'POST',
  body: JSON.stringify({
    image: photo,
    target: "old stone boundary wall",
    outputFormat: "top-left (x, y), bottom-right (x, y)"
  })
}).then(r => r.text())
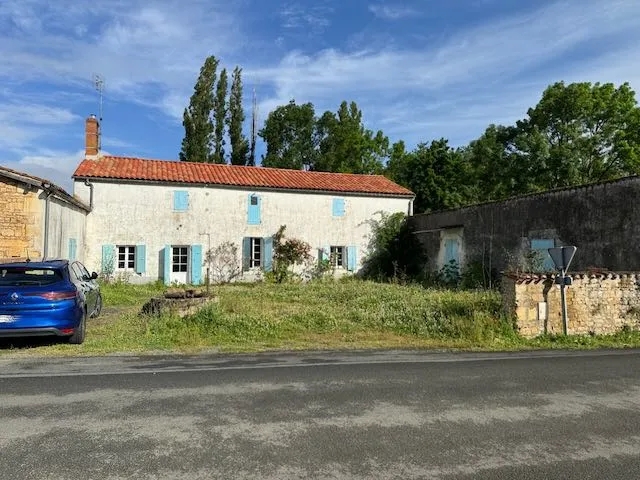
top-left (502, 273), bottom-right (640, 338)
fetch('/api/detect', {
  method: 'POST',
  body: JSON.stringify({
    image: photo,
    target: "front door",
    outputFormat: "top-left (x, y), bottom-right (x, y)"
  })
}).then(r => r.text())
top-left (171, 246), bottom-right (189, 284)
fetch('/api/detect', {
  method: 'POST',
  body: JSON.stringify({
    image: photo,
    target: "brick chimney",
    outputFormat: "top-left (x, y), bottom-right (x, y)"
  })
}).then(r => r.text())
top-left (85, 114), bottom-right (100, 158)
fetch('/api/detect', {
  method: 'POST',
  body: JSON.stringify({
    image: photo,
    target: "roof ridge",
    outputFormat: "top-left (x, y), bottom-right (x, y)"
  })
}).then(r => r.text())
top-left (97, 155), bottom-right (394, 179)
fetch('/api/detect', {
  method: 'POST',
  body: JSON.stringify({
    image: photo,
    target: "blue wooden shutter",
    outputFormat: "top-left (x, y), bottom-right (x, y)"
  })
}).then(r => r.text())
top-left (68, 238), bottom-right (77, 261)
top-left (323, 245), bottom-right (330, 262)
top-left (101, 244), bottom-right (114, 273)
top-left (242, 237), bottom-right (251, 271)
top-left (531, 239), bottom-right (555, 271)
top-left (332, 198), bottom-right (345, 217)
top-left (347, 246), bottom-right (357, 272)
top-left (163, 245), bottom-right (171, 285)
top-left (135, 244), bottom-right (146, 274)
top-left (248, 194), bottom-right (261, 225)
top-left (191, 244), bottom-right (203, 285)
top-left (173, 191), bottom-right (189, 211)
top-left (263, 237), bottom-right (273, 272)
top-left (444, 239), bottom-right (459, 265)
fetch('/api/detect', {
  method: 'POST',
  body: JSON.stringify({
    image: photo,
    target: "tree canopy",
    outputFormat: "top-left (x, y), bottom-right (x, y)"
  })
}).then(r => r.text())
top-left (180, 59), bottom-right (640, 214)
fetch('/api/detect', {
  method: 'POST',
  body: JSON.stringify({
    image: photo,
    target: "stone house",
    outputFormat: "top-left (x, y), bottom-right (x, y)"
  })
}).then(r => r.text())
top-left (71, 116), bottom-right (414, 284)
top-left (0, 165), bottom-right (89, 263)
top-left (410, 176), bottom-right (640, 277)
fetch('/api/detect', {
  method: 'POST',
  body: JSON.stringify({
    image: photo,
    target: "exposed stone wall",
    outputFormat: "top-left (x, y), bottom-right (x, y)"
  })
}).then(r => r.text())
top-left (502, 273), bottom-right (640, 337)
top-left (0, 178), bottom-right (42, 259)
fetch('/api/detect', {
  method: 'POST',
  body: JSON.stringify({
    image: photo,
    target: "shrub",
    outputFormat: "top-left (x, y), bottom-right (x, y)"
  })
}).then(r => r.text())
top-left (361, 212), bottom-right (426, 282)
top-left (205, 242), bottom-right (242, 284)
top-left (272, 226), bottom-right (312, 283)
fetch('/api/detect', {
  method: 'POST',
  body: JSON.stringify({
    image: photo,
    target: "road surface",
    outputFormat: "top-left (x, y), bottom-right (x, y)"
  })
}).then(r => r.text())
top-left (2, 349), bottom-right (640, 479)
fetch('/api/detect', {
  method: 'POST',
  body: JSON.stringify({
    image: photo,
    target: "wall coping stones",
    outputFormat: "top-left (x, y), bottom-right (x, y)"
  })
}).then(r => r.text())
top-left (502, 271), bottom-right (640, 284)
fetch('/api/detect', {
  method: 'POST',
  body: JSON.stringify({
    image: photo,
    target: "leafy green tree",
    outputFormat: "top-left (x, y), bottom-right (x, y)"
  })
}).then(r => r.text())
top-left (518, 81), bottom-right (640, 186)
top-left (180, 56), bottom-right (218, 163)
top-left (361, 212), bottom-right (425, 282)
top-left (391, 139), bottom-right (474, 213)
top-left (315, 101), bottom-right (388, 174)
top-left (212, 68), bottom-right (228, 164)
top-left (259, 101), bottom-right (318, 170)
top-left (228, 66), bottom-right (249, 165)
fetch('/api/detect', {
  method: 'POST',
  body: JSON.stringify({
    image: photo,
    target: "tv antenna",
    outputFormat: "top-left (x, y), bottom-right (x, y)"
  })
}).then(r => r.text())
top-left (249, 86), bottom-right (258, 166)
top-left (92, 73), bottom-right (105, 123)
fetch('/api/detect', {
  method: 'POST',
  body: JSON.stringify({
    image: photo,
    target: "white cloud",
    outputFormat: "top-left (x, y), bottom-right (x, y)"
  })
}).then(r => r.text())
top-left (279, 2), bottom-right (333, 32)
top-left (0, 0), bottom-right (245, 119)
top-left (3, 149), bottom-right (86, 192)
top-left (0, 103), bottom-right (78, 149)
top-left (253, 0), bottom-right (640, 146)
top-left (368, 4), bottom-right (420, 20)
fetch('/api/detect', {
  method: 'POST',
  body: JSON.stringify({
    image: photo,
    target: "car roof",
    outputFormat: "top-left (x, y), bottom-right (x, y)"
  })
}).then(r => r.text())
top-left (0, 259), bottom-right (69, 269)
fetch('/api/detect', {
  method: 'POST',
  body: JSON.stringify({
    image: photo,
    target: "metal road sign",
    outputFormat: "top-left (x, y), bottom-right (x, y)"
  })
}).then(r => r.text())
top-left (548, 246), bottom-right (577, 272)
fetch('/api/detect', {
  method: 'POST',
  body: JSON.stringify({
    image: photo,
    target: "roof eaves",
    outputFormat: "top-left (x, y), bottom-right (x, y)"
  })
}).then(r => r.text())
top-left (73, 174), bottom-right (415, 198)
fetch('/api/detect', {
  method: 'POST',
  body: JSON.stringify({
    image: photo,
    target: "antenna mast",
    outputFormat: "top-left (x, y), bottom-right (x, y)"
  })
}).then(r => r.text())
top-left (249, 87), bottom-right (258, 166)
top-left (92, 73), bottom-right (105, 123)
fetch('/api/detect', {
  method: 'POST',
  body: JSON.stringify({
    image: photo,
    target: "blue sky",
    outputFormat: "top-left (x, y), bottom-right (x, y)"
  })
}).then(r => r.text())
top-left (1, 0), bottom-right (639, 191)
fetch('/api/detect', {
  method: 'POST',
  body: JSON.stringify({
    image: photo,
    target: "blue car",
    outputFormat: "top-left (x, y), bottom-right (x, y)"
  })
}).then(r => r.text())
top-left (0, 260), bottom-right (102, 344)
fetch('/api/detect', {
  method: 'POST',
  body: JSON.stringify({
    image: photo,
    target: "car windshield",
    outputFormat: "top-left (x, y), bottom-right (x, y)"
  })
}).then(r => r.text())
top-left (0, 267), bottom-right (63, 286)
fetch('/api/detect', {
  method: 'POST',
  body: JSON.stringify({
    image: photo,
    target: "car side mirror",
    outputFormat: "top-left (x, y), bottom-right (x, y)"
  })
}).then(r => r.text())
top-left (91, 272), bottom-right (98, 280)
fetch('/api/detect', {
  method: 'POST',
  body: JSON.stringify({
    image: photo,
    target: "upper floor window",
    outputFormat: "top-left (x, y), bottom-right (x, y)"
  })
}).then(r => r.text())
top-left (248, 194), bottom-right (261, 225)
top-left (332, 198), bottom-right (345, 217)
top-left (173, 191), bottom-right (189, 211)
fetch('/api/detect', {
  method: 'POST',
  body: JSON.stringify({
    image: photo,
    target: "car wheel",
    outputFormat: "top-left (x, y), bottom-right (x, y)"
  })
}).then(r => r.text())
top-left (68, 309), bottom-right (86, 345)
top-left (93, 293), bottom-right (103, 318)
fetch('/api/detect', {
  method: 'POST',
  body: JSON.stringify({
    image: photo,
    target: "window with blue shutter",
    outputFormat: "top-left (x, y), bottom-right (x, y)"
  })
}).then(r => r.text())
top-left (332, 198), bottom-right (345, 217)
top-left (135, 245), bottom-right (146, 274)
top-left (263, 237), bottom-right (273, 272)
top-left (242, 237), bottom-right (251, 271)
top-left (248, 194), bottom-right (261, 225)
top-left (173, 191), bottom-right (189, 211)
top-left (347, 246), bottom-right (357, 272)
top-left (68, 238), bottom-right (77, 261)
top-left (190, 245), bottom-right (203, 285)
top-left (163, 245), bottom-right (171, 285)
top-left (101, 244), bottom-right (114, 273)
top-left (531, 239), bottom-right (555, 271)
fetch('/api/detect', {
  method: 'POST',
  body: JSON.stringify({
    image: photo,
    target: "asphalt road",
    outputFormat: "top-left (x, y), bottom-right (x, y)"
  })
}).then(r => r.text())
top-left (2, 349), bottom-right (640, 479)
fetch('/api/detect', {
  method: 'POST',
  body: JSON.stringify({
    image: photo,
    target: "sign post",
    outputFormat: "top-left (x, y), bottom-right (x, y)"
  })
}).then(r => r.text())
top-left (548, 246), bottom-right (577, 335)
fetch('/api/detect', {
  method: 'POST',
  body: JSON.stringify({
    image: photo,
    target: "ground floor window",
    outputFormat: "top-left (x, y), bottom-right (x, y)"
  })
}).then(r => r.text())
top-left (117, 245), bottom-right (136, 270)
top-left (172, 246), bottom-right (189, 272)
top-left (330, 246), bottom-right (346, 268)
top-left (250, 238), bottom-right (262, 268)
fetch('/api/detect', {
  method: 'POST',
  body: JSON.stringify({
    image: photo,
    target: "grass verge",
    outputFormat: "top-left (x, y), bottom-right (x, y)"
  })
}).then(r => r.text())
top-left (2, 279), bottom-right (640, 356)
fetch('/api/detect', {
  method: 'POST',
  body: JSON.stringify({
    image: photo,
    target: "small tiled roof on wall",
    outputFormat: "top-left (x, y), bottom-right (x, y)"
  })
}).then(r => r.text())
top-left (73, 156), bottom-right (414, 197)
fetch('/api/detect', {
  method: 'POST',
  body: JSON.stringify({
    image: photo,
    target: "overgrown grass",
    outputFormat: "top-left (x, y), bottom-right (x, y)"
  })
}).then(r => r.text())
top-left (100, 280), bottom-right (166, 307)
top-left (3, 279), bottom-right (640, 356)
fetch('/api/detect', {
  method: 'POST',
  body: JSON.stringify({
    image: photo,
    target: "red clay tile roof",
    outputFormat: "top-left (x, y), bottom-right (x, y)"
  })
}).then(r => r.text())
top-left (73, 156), bottom-right (414, 196)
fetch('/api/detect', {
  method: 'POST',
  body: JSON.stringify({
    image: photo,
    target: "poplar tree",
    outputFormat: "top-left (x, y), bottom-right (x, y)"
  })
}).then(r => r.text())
top-left (212, 68), bottom-right (228, 164)
top-left (228, 66), bottom-right (249, 165)
top-left (180, 56), bottom-right (218, 163)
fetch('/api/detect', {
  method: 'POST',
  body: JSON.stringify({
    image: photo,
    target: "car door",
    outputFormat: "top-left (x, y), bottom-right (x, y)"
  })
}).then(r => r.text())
top-left (70, 262), bottom-right (96, 315)
top-left (77, 262), bottom-right (99, 316)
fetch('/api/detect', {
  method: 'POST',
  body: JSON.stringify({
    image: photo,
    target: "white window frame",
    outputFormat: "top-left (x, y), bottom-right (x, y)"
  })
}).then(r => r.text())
top-left (117, 245), bottom-right (136, 271)
top-left (330, 246), bottom-right (346, 268)
top-left (250, 238), bottom-right (262, 269)
top-left (172, 246), bottom-right (189, 273)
